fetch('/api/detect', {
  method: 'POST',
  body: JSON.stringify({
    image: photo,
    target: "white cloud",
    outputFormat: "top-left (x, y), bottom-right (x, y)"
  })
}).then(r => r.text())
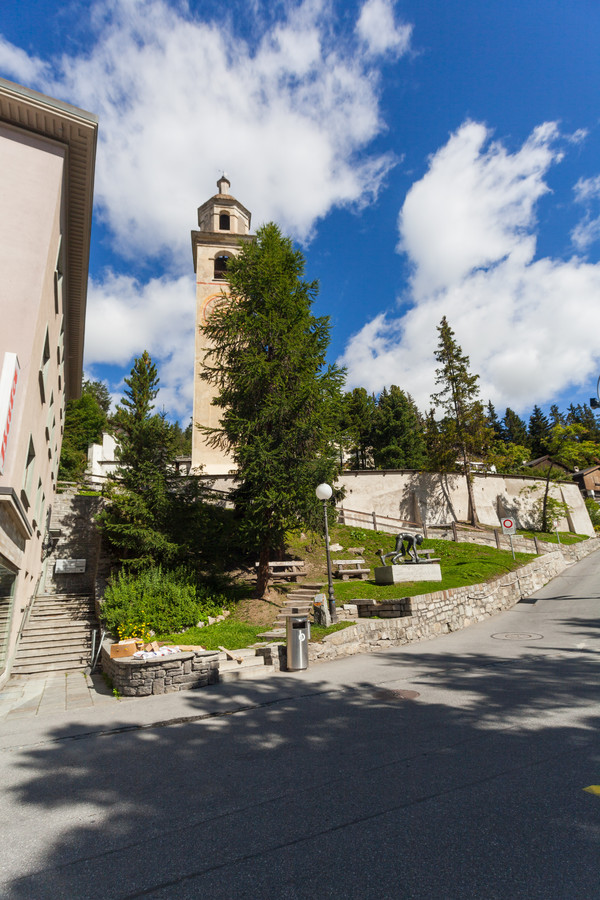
top-left (1, 0), bottom-right (398, 262)
top-left (356, 0), bottom-right (412, 58)
top-left (341, 121), bottom-right (600, 414)
top-left (0, 37), bottom-right (49, 84)
top-left (84, 272), bottom-right (196, 418)
top-left (571, 175), bottom-right (600, 251)
top-left (0, 0), bottom-right (408, 417)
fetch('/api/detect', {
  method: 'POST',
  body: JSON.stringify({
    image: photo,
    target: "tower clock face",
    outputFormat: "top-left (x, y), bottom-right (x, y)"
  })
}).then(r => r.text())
top-left (200, 293), bottom-right (228, 324)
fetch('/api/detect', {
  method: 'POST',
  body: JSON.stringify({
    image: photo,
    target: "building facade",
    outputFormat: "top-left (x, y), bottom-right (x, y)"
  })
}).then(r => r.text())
top-left (0, 78), bottom-right (97, 686)
top-left (191, 176), bottom-right (253, 474)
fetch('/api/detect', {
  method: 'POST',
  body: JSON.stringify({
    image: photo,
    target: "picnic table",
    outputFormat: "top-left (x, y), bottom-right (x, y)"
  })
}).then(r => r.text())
top-left (333, 559), bottom-right (370, 581)
top-left (255, 560), bottom-right (306, 582)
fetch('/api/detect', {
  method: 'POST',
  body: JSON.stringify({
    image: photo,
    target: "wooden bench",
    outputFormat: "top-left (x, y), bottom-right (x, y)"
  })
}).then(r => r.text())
top-left (333, 559), bottom-right (370, 581)
top-left (255, 560), bottom-right (306, 582)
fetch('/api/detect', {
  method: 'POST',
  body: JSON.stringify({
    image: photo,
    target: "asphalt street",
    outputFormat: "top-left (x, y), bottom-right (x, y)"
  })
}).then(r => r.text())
top-left (0, 550), bottom-right (599, 899)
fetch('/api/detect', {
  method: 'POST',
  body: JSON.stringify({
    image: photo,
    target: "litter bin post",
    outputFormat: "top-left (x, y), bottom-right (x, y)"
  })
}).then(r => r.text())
top-left (286, 615), bottom-right (310, 671)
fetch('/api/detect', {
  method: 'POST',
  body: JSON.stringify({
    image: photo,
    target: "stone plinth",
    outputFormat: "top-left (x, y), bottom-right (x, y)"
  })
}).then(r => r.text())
top-left (374, 564), bottom-right (442, 585)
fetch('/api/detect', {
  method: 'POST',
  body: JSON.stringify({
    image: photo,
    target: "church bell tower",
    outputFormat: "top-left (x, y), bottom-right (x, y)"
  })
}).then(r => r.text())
top-left (191, 176), bottom-right (253, 474)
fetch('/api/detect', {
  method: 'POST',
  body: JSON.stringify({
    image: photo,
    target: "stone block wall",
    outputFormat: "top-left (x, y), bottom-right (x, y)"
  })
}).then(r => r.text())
top-left (44, 489), bottom-right (104, 595)
top-left (101, 645), bottom-right (220, 696)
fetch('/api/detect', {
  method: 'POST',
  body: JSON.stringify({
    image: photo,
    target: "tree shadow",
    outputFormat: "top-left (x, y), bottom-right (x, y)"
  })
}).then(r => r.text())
top-left (1, 642), bottom-right (599, 898)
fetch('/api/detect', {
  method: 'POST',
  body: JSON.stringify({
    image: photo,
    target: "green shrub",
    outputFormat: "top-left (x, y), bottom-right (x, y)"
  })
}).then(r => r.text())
top-left (585, 497), bottom-right (600, 530)
top-left (101, 566), bottom-right (227, 637)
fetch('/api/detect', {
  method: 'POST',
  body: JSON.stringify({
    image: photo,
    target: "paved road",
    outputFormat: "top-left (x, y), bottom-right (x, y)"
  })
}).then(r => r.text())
top-left (0, 550), bottom-right (599, 899)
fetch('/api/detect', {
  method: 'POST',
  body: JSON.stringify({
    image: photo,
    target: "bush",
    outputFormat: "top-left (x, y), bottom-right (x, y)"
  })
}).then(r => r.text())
top-left (585, 497), bottom-right (600, 531)
top-left (101, 566), bottom-right (227, 638)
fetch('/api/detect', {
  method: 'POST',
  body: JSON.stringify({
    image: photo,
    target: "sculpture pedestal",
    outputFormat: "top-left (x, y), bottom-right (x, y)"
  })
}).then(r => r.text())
top-left (374, 564), bottom-right (442, 585)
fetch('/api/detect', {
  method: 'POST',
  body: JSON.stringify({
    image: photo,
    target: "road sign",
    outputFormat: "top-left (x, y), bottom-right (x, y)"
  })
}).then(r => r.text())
top-left (501, 518), bottom-right (516, 535)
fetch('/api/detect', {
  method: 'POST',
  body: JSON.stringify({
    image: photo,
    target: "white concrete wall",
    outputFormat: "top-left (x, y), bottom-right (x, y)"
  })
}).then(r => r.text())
top-left (338, 470), bottom-right (594, 537)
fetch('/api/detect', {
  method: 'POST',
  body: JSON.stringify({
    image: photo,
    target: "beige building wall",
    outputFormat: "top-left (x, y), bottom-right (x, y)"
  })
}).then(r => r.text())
top-left (0, 79), bottom-right (97, 687)
top-left (191, 177), bottom-right (253, 474)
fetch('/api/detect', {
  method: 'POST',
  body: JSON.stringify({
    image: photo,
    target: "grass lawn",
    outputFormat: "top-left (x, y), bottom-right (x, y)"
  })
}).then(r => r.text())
top-left (517, 530), bottom-right (588, 545)
top-left (158, 618), bottom-right (354, 648)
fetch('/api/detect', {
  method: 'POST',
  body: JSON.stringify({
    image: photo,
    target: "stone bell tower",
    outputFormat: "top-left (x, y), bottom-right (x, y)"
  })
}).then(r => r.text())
top-left (191, 176), bottom-right (253, 474)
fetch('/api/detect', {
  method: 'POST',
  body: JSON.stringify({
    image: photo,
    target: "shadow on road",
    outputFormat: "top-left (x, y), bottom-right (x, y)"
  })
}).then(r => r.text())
top-left (2, 645), bottom-right (600, 899)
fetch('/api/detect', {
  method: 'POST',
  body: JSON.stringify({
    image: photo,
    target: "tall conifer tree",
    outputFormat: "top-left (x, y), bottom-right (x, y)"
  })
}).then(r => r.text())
top-left (200, 223), bottom-right (344, 597)
top-left (430, 317), bottom-right (490, 526)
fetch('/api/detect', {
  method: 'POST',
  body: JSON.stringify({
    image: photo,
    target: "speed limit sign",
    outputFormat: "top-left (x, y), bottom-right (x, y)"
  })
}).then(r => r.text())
top-left (501, 517), bottom-right (516, 535)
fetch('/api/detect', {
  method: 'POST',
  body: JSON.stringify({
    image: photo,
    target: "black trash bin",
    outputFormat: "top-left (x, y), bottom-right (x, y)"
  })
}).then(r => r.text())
top-left (286, 615), bottom-right (310, 671)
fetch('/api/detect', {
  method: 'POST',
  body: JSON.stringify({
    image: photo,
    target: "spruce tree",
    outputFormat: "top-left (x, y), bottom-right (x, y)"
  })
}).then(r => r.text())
top-left (371, 386), bottom-right (427, 470)
top-left (341, 387), bottom-right (376, 469)
top-left (200, 223), bottom-right (344, 597)
top-left (430, 317), bottom-right (490, 526)
top-left (97, 352), bottom-right (178, 570)
top-left (485, 402), bottom-right (504, 440)
top-left (528, 405), bottom-right (551, 458)
top-left (502, 408), bottom-right (529, 446)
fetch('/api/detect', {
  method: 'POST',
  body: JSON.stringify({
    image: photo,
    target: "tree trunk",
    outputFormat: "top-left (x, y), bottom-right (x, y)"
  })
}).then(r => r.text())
top-left (462, 443), bottom-right (480, 527)
top-left (255, 543), bottom-right (271, 598)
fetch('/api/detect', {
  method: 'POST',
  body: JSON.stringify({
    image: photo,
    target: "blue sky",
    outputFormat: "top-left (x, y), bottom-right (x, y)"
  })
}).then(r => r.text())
top-left (2, 0), bottom-right (600, 425)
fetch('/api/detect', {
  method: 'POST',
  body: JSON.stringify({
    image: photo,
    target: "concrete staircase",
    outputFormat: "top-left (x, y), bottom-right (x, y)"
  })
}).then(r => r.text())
top-left (216, 647), bottom-right (276, 682)
top-left (11, 593), bottom-right (99, 676)
top-left (256, 583), bottom-right (320, 639)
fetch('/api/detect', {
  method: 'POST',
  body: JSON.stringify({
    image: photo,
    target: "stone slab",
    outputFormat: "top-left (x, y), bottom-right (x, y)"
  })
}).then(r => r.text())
top-left (374, 564), bottom-right (442, 585)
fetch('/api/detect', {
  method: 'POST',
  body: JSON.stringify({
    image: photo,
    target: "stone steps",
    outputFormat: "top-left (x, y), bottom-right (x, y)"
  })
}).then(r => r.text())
top-left (12, 592), bottom-right (98, 675)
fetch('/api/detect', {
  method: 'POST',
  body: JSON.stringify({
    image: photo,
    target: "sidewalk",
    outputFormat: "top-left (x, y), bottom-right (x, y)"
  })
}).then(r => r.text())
top-left (0, 669), bottom-right (122, 723)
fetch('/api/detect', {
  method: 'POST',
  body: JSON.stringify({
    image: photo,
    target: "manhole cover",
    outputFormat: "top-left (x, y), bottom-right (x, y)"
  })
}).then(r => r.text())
top-left (491, 632), bottom-right (543, 641)
top-left (372, 689), bottom-right (420, 701)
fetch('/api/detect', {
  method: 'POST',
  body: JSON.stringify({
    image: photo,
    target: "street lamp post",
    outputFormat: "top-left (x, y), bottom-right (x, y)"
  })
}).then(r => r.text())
top-left (316, 483), bottom-right (337, 623)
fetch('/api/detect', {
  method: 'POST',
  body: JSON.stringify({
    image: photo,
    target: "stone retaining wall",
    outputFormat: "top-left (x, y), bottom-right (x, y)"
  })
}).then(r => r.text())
top-left (101, 645), bottom-right (220, 696)
top-left (309, 538), bottom-right (600, 664)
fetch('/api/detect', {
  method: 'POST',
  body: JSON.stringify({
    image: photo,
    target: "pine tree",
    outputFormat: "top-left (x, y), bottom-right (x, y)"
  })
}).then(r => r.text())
top-left (341, 387), bottom-right (376, 469)
top-left (58, 382), bottom-right (108, 481)
top-left (371, 386), bottom-right (427, 470)
top-left (528, 405), bottom-right (551, 458)
top-left (549, 404), bottom-right (564, 428)
top-left (97, 352), bottom-right (178, 570)
top-left (485, 402), bottom-right (504, 440)
top-left (200, 223), bottom-right (344, 597)
top-left (430, 317), bottom-right (490, 526)
top-left (502, 408), bottom-right (529, 446)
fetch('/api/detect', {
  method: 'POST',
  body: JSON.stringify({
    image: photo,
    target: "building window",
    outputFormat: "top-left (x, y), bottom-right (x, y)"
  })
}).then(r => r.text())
top-left (39, 329), bottom-right (51, 403)
top-left (219, 212), bottom-right (230, 230)
top-left (22, 437), bottom-right (36, 509)
top-left (214, 254), bottom-right (229, 280)
top-left (54, 237), bottom-right (63, 316)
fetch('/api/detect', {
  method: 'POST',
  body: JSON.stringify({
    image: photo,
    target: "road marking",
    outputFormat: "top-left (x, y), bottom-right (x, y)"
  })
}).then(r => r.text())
top-left (583, 785), bottom-right (600, 796)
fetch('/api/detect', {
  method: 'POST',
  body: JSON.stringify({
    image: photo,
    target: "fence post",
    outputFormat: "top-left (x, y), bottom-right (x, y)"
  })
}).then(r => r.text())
top-left (422, 522), bottom-right (428, 539)
top-left (533, 535), bottom-right (540, 554)
top-left (452, 521), bottom-right (458, 542)
top-left (494, 529), bottom-right (500, 550)
top-left (338, 506), bottom-right (345, 526)
top-left (372, 511), bottom-right (377, 531)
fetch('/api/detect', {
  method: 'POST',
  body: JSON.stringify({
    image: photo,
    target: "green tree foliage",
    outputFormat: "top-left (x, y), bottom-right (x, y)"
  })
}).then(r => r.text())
top-left (565, 402), bottom-right (600, 442)
top-left (371, 386), bottom-right (427, 470)
top-left (528, 424), bottom-right (599, 532)
top-left (488, 442), bottom-right (530, 474)
top-left (58, 382), bottom-right (108, 481)
top-left (97, 353), bottom-right (219, 574)
top-left (341, 387), bottom-right (376, 469)
top-left (200, 223), bottom-right (344, 597)
top-left (485, 402), bottom-right (504, 440)
top-left (528, 405), bottom-right (551, 458)
top-left (430, 317), bottom-right (491, 526)
top-left (97, 352), bottom-right (179, 570)
top-left (83, 378), bottom-right (112, 415)
top-left (502, 408), bottom-right (529, 446)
